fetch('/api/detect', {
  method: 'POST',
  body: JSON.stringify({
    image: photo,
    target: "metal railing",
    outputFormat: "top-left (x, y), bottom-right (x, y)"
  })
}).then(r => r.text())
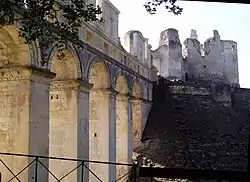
top-left (1, 152), bottom-right (248, 182)
top-left (0, 152), bottom-right (137, 182)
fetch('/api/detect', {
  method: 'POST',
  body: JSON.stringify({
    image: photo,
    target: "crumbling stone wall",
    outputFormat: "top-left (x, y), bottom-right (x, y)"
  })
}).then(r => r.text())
top-left (152, 29), bottom-right (183, 79)
top-left (152, 29), bottom-right (239, 86)
top-left (123, 30), bottom-right (152, 66)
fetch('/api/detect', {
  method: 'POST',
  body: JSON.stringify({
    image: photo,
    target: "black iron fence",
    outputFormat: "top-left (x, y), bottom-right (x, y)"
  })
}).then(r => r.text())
top-left (0, 152), bottom-right (137, 182)
top-left (0, 152), bottom-right (248, 182)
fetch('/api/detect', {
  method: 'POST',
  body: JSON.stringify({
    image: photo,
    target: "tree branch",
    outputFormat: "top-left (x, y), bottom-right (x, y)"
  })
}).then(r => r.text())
top-left (144, 0), bottom-right (182, 15)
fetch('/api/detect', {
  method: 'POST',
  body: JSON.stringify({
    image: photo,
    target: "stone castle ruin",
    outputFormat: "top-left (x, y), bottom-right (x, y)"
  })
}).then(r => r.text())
top-left (152, 28), bottom-right (239, 87)
top-left (0, 0), bottom-right (249, 181)
top-left (132, 30), bottom-right (250, 181)
top-left (118, 27), bottom-right (249, 182)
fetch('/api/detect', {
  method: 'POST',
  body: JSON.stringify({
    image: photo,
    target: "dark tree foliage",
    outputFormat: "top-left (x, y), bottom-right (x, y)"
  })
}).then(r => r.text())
top-left (144, 0), bottom-right (182, 15)
top-left (0, 0), bottom-right (181, 65)
top-left (0, 0), bottom-right (102, 65)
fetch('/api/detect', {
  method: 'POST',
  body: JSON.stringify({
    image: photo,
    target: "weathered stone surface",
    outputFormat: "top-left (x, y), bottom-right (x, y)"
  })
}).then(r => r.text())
top-left (190, 30), bottom-right (198, 40)
top-left (159, 29), bottom-right (181, 46)
top-left (152, 28), bottom-right (183, 79)
top-left (123, 30), bottom-right (152, 66)
top-left (0, 67), bottom-right (52, 182)
top-left (153, 29), bottom-right (239, 86)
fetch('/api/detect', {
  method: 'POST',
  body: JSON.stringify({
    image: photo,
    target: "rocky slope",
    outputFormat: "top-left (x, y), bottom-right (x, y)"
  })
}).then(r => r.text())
top-left (134, 83), bottom-right (249, 171)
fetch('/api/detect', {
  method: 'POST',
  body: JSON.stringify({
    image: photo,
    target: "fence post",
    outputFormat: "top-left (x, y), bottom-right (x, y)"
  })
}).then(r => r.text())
top-left (81, 161), bottom-right (84, 182)
top-left (34, 157), bottom-right (38, 182)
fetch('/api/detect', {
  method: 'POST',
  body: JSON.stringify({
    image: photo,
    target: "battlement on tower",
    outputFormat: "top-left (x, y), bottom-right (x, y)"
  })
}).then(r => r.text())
top-left (152, 28), bottom-right (239, 86)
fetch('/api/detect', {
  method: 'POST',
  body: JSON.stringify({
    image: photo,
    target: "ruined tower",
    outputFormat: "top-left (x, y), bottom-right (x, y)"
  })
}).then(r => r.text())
top-left (152, 28), bottom-right (183, 79)
top-left (153, 29), bottom-right (240, 86)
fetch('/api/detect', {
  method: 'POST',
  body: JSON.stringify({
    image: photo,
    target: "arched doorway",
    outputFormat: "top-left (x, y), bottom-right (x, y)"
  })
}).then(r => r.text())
top-left (0, 25), bottom-right (49, 182)
top-left (115, 74), bottom-right (129, 179)
top-left (132, 80), bottom-right (142, 148)
top-left (88, 60), bottom-right (110, 182)
top-left (49, 49), bottom-right (80, 182)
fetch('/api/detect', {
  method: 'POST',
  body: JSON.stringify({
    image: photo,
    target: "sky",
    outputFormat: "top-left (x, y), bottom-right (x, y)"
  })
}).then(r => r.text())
top-left (109, 0), bottom-right (250, 88)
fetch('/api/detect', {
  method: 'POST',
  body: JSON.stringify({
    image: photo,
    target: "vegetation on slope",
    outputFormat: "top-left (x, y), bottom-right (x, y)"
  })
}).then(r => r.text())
top-left (135, 83), bottom-right (249, 170)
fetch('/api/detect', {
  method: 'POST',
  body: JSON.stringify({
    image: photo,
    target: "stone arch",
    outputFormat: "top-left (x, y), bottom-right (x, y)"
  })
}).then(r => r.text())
top-left (88, 59), bottom-right (111, 181)
top-left (50, 49), bottom-right (78, 80)
top-left (0, 25), bottom-right (43, 182)
top-left (132, 79), bottom-right (142, 98)
top-left (131, 79), bottom-right (142, 146)
top-left (88, 59), bottom-right (110, 89)
top-left (49, 47), bottom-right (81, 181)
top-left (0, 25), bottom-right (34, 66)
top-left (115, 71), bottom-right (129, 94)
top-left (48, 44), bottom-right (82, 79)
top-left (115, 73), bottom-right (130, 179)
